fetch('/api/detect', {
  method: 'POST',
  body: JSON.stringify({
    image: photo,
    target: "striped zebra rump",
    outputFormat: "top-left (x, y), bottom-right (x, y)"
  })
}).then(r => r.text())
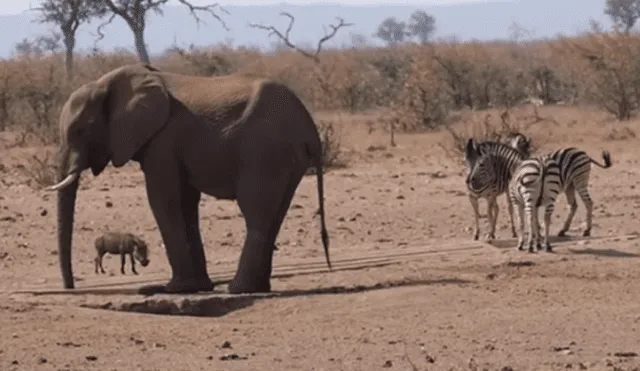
top-left (509, 155), bottom-right (562, 253)
top-left (505, 132), bottom-right (612, 237)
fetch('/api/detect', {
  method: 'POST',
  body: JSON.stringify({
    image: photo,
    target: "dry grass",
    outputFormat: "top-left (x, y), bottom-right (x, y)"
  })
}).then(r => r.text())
top-left (2, 29), bottom-right (640, 183)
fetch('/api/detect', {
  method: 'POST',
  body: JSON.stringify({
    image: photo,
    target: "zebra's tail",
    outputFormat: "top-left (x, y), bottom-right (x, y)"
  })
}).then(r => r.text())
top-left (589, 150), bottom-right (612, 169)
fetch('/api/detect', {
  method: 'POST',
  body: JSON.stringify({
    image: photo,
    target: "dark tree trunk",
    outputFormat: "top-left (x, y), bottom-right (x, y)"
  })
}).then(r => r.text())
top-left (63, 34), bottom-right (75, 80)
top-left (133, 28), bottom-right (150, 64)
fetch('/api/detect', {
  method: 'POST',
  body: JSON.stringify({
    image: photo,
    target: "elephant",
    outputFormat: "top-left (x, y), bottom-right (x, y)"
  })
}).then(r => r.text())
top-left (46, 63), bottom-right (331, 295)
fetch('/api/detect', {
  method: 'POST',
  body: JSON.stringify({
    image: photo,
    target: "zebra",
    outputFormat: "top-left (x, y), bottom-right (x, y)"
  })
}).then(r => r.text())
top-left (464, 138), bottom-right (528, 241)
top-left (505, 132), bottom-right (612, 237)
top-left (508, 154), bottom-right (562, 252)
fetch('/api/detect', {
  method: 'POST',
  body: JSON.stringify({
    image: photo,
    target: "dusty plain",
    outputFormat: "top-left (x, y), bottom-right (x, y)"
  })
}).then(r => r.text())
top-left (1, 106), bottom-right (639, 371)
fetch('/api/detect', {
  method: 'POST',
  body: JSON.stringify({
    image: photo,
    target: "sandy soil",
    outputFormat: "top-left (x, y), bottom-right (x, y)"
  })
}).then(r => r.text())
top-left (1, 106), bottom-right (639, 371)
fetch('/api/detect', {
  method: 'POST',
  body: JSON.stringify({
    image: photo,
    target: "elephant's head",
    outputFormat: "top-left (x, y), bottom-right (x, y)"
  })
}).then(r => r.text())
top-left (47, 63), bottom-right (171, 289)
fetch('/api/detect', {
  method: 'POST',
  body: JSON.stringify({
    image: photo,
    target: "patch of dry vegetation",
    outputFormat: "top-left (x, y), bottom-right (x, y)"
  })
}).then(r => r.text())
top-left (1, 28), bottom-right (640, 183)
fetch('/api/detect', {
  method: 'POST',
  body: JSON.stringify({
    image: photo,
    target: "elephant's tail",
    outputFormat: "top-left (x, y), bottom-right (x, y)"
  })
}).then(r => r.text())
top-left (309, 142), bottom-right (331, 270)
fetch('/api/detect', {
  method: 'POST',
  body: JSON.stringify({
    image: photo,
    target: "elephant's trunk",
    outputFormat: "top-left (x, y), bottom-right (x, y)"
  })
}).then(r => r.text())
top-left (55, 147), bottom-right (81, 289)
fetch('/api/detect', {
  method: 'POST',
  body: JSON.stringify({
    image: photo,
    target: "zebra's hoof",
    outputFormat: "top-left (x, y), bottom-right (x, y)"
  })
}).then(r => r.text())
top-left (527, 246), bottom-right (535, 253)
top-left (557, 230), bottom-right (568, 237)
top-left (483, 235), bottom-right (494, 242)
top-left (545, 244), bottom-right (553, 253)
top-left (582, 229), bottom-right (591, 237)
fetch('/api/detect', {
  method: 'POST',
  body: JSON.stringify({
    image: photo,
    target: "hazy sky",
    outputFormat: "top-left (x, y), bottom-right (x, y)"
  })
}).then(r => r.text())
top-left (0, 0), bottom-right (492, 15)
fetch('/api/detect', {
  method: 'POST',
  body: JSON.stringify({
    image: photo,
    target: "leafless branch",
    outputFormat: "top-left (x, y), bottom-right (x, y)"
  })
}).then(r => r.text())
top-left (93, 12), bottom-right (117, 45)
top-left (176, 0), bottom-right (230, 31)
top-left (249, 12), bottom-right (353, 62)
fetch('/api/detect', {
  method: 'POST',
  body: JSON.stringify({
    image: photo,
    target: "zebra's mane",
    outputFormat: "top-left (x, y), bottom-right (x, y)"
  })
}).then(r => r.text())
top-left (466, 139), bottom-right (525, 167)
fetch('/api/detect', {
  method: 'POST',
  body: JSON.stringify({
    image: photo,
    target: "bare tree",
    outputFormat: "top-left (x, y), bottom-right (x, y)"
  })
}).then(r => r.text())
top-left (96, 0), bottom-right (229, 63)
top-left (374, 17), bottom-right (408, 47)
top-left (507, 21), bottom-right (532, 43)
top-left (348, 32), bottom-right (369, 49)
top-left (407, 10), bottom-right (436, 45)
top-left (604, 0), bottom-right (640, 33)
top-left (31, 0), bottom-right (106, 78)
top-left (248, 12), bottom-right (353, 63)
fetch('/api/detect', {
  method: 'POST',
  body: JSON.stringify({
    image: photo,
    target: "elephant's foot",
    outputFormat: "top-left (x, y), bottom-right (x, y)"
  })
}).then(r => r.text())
top-left (166, 277), bottom-right (214, 294)
top-left (228, 277), bottom-right (271, 294)
top-left (138, 277), bottom-right (214, 296)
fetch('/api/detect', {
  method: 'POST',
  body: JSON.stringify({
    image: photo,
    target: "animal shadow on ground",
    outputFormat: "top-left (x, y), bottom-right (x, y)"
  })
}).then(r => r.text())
top-left (21, 244), bottom-right (483, 295)
top-left (486, 234), bottom-right (616, 250)
top-left (566, 247), bottom-right (640, 258)
top-left (80, 295), bottom-right (256, 317)
top-left (81, 277), bottom-right (472, 318)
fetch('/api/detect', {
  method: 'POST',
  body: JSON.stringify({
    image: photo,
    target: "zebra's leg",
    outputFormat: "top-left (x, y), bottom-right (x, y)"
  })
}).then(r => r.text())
top-left (506, 194), bottom-right (517, 238)
top-left (543, 202), bottom-right (554, 252)
top-left (516, 201), bottom-right (525, 251)
top-left (485, 197), bottom-right (498, 241)
top-left (575, 185), bottom-right (594, 237)
top-left (535, 207), bottom-right (543, 251)
top-left (558, 183), bottom-right (577, 237)
top-left (469, 195), bottom-right (481, 241)
top-left (526, 203), bottom-right (537, 253)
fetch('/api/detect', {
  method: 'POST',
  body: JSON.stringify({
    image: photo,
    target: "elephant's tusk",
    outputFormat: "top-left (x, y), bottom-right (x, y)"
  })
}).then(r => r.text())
top-left (46, 172), bottom-right (80, 191)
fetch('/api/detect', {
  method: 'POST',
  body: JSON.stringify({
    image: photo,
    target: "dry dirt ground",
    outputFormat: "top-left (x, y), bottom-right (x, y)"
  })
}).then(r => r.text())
top-left (1, 106), bottom-right (640, 371)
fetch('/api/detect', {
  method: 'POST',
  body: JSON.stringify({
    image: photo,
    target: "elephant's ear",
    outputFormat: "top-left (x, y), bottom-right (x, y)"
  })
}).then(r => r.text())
top-left (105, 69), bottom-right (170, 168)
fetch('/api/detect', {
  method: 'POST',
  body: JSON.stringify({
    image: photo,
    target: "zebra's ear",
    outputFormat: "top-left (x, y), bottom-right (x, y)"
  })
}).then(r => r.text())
top-left (465, 138), bottom-right (478, 165)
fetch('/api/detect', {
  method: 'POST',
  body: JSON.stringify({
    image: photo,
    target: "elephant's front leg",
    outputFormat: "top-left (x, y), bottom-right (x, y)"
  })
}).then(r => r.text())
top-left (229, 170), bottom-right (297, 294)
top-left (139, 172), bottom-right (213, 295)
top-left (182, 185), bottom-right (211, 284)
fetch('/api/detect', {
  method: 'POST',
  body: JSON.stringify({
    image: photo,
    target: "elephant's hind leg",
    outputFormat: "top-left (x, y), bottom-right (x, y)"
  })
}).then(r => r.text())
top-left (229, 169), bottom-right (297, 294)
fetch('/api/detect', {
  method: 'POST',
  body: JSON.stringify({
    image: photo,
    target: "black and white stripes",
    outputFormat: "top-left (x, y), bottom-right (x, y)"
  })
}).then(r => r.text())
top-left (508, 155), bottom-right (562, 252)
top-left (506, 132), bottom-right (612, 237)
top-left (464, 139), bottom-right (526, 241)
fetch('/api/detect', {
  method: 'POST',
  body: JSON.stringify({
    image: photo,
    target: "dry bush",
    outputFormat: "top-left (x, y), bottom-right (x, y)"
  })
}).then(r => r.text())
top-left (315, 118), bottom-right (345, 171)
top-left (439, 109), bottom-right (545, 164)
top-left (3, 29), bottom-right (640, 179)
top-left (386, 46), bottom-right (452, 132)
top-left (14, 148), bottom-right (58, 189)
top-left (559, 31), bottom-right (640, 120)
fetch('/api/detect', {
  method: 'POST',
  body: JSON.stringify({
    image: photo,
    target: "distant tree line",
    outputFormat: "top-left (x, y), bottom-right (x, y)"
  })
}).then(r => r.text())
top-left (374, 10), bottom-right (436, 46)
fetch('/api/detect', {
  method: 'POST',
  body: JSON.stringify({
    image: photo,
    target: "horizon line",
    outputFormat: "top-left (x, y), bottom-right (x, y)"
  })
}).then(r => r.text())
top-left (0, 0), bottom-right (507, 16)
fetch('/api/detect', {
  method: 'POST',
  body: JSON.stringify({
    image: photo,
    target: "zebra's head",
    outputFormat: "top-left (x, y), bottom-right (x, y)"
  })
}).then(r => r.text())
top-left (466, 151), bottom-right (500, 192)
top-left (505, 132), bottom-right (532, 157)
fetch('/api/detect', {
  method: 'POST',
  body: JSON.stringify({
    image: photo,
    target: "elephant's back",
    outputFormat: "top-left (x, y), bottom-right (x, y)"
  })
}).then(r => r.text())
top-left (160, 73), bottom-right (256, 123)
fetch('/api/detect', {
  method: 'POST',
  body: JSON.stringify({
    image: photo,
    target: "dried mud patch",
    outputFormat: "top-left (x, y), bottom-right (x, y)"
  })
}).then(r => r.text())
top-left (75, 276), bottom-right (473, 317)
top-left (79, 295), bottom-right (258, 317)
